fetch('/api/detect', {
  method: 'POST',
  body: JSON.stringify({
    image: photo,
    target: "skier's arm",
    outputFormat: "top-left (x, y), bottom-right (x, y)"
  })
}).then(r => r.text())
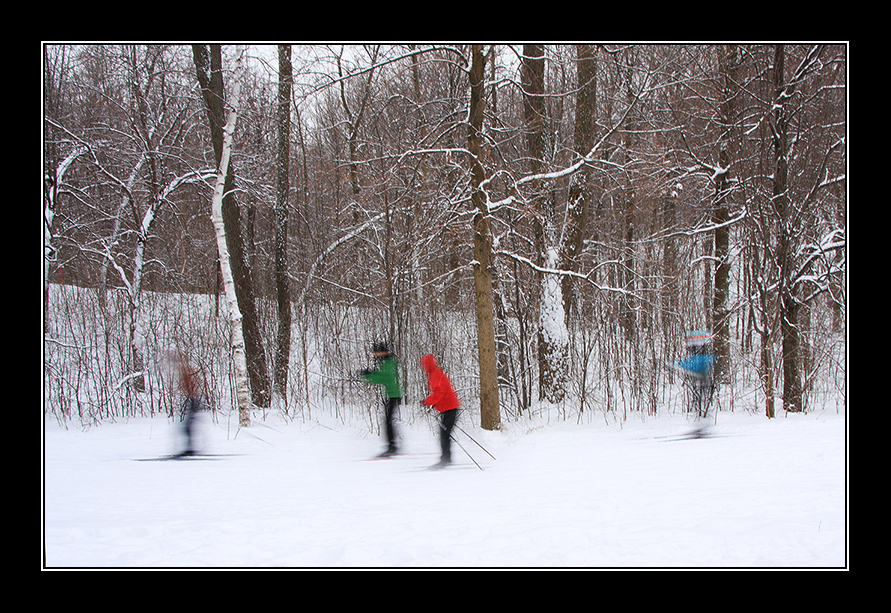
top-left (361, 359), bottom-right (395, 387)
top-left (360, 368), bottom-right (384, 384)
top-left (422, 373), bottom-right (446, 407)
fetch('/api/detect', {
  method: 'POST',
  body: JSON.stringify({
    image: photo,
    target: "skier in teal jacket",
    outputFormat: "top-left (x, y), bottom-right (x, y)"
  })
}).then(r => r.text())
top-left (360, 341), bottom-right (403, 457)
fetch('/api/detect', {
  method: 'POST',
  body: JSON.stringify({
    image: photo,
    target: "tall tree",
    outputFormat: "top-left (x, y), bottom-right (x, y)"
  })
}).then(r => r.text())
top-left (712, 44), bottom-right (739, 384)
top-left (192, 44), bottom-right (271, 410)
top-left (771, 44), bottom-right (800, 413)
top-left (522, 44), bottom-right (569, 404)
top-left (562, 44), bottom-right (597, 319)
top-left (274, 44), bottom-right (293, 402)
top-left (769, 44), bottom-right (831, 413)
top-left (207, 45), bottom-right (252, 427)
top-left (469, 44), bottom-right (501, 431)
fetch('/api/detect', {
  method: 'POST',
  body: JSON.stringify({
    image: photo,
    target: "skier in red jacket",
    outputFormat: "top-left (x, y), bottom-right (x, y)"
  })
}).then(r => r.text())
top-left (420, 353), bottom-right (461, 468)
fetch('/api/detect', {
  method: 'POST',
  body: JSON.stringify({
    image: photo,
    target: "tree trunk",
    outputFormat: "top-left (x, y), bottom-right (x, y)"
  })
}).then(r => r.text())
top-left (44, 145), bottom-right (85, 326)
top-left (274, 44), bottom-right (293, 403)
top-left (562, 44), bottom-right (597, 321)
top-left (207, 46), bottom-right (252, 427)
top-left (523, 44), bottom-right (569, 404)
top-left (469, 44), bottom-right (501, 431)
top-left (712, 44), bottom-right (738, 385)
top-left (193, 44), bottom-right (270, 410)
top-left (619, 55), bottom-right (637, 341)
top-left (770, 44), bottom-right (803, 413)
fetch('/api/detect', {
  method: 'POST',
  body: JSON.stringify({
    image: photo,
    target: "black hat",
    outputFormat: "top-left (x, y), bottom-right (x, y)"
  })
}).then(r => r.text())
top-left (372, 341), bottom-right (390, 354)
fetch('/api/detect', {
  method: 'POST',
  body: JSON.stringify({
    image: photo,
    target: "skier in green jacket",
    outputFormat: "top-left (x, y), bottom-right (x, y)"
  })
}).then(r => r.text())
top-left (360, 341), bottom-right (403, 457)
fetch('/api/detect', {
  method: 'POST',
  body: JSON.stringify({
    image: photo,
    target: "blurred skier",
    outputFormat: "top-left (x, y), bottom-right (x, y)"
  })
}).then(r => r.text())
top-left (359, 341), bottom-right (403, 457)
top-left (420, 353), bottom-right (461, 469)
top-left (675, 331), bottom-right (716, 435)
top-left (174, 351), bottom-right (204, 456)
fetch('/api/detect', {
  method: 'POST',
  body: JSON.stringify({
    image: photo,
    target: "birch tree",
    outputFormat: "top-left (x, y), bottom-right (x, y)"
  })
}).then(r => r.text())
top-left (107, 169), bottom-right (215, 396)
top-left (193, 44), bottom-right (271, 410)
top-left (208, 46), bottom-right (252, 427)
top-left (44, 144), bottom-right (86, 305)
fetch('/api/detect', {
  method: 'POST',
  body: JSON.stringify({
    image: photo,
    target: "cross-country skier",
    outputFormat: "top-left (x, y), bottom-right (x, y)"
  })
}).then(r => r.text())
top-left (420, 353), bottom-right (461, 469)
top-left (174, 351), bottom-right (204, 456)
top-left (359, 341), bottom-right (403, 458)
top-left (676, 330), bottom-right (716, 423)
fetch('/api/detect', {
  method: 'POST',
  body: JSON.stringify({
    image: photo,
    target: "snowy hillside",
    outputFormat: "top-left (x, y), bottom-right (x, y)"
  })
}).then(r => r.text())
top-left (42, 408), bottom-right (847, 568)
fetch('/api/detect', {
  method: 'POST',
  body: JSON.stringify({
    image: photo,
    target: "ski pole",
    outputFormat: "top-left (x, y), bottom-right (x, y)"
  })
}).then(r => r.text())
top-left (455, 424), bottom-right (496, 461)
top-left (450, 434), bottom-right (483, 470)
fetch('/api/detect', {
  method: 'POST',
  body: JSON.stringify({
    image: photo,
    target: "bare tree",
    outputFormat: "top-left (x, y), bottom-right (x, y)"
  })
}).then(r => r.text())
top-left (207, 46), bottom-right (252, 427)
top-left (193, 44), bottom-right (270, 410)
top-left (522, 44), bottom-right (569, 404)
top-left (274, 44), bottom-right (293, 403)
top-left (336, 45), bottom-right (379, 195)
top-left (469, 44), bottom-right (501, 431)
top-left (562, 44), bottom-right (597, 319)
top-left (711, 44), bottom-right (739, 385)
top-left (768, 44), bottom-right (844, 413)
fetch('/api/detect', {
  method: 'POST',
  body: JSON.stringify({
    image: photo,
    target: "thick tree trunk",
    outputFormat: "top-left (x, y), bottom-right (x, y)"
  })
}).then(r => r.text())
top-left (712, 44), bottom-right (738, 385)
top-left (523, 44), bottom-right (568, 403)
top-left (562, 44), bottom-right (597, 321)
top-left (771, 44), bottom-right (803, 413)
top-left (469, 45), bottom-right (501, 431)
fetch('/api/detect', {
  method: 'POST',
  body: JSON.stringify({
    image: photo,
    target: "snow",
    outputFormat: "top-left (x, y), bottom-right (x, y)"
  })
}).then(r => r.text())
top-left (42, 409), bottom-right (847, 569)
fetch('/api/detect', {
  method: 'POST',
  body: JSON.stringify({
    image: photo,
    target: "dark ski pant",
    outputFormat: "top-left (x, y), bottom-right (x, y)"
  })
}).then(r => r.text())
top-left (439, 408), bottom-right (458, 462)
top-left (384, 397), bottom-right (401, 453)
top-left (181, 397), bottom-right (201, 455)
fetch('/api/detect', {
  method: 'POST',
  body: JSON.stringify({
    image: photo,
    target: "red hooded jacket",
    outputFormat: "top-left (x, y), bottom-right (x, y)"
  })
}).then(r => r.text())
top-left (420, 354), bottom-right (460, 413)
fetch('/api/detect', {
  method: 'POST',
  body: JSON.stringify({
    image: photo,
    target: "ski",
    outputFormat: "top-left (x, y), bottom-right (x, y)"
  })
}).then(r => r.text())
top-left (364, 452), bottom-right (436, 462)
top-left (134, 453), bottom-right (242, 462)
top-left (414, 462), bottom-right (479, 472)
top-left (656, 427), bottom-right (733, 442)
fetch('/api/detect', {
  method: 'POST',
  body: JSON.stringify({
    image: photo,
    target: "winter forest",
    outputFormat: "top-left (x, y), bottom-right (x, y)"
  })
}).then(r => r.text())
top-left (43, 44), bottom-right (847, 434)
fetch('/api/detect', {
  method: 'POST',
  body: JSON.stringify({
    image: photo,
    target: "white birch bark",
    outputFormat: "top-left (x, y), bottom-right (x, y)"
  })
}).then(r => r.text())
top-left (208, 46), bottom-right (252, 427)
top-left (44, 145), bottom-right (86, 296)
top-left (116, 168), bottom-right (216, 393)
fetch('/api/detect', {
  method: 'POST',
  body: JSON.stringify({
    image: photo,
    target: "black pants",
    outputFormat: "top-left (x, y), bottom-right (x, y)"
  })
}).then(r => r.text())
top-left (181, 397), bottom-right (201, 455)
top-left (384, 397), bottom-right (401, 452)
top-left (439, 409), bottom-right (458, 462)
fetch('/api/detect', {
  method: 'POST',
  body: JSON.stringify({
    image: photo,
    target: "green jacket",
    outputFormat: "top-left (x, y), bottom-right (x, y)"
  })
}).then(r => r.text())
top-left (361, 356), bottom-right (403, 398)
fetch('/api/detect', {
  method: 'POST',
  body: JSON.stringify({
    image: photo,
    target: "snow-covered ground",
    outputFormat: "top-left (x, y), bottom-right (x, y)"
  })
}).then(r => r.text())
top-left (42, 408), bottom-right (847, 568)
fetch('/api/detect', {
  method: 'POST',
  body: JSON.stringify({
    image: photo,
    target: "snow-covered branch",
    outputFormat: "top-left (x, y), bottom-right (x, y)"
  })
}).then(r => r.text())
top-left (495, 249), bottom-right (636, 298)
top-left (292, 211), bottom-right (385, 310)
